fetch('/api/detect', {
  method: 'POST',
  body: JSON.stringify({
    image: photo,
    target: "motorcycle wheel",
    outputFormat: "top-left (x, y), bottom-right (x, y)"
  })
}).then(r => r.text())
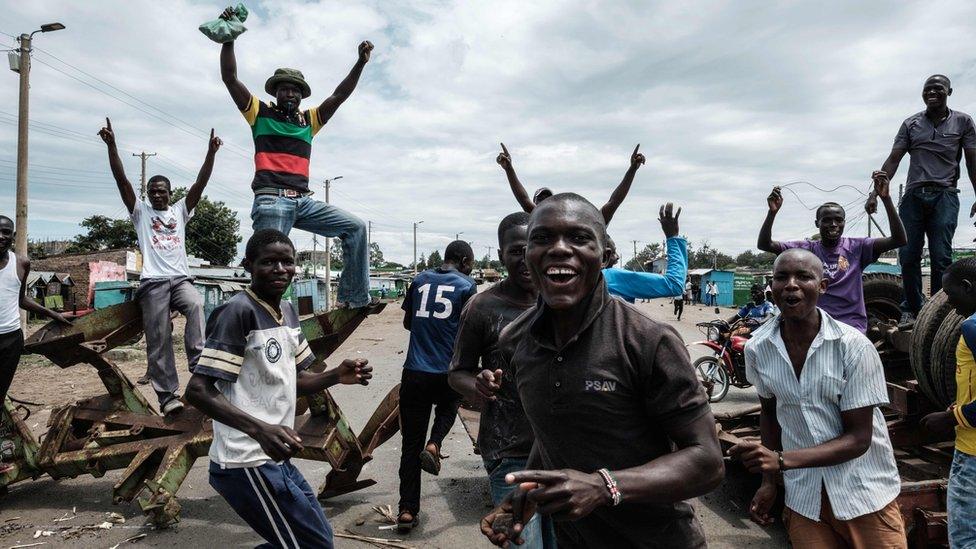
top-left (694, 356), bottom-right (729, 403)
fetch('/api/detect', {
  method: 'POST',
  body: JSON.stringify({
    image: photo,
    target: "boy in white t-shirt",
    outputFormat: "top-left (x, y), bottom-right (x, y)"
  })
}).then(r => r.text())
top-left (99, 119), bottom-right (222, 415)
top-left (186, 229), bottom-right (373, 548)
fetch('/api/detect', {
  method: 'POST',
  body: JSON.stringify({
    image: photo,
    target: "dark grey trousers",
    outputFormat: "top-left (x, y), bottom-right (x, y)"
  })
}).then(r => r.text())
top-left (136, 277), bottom-right (204, 407)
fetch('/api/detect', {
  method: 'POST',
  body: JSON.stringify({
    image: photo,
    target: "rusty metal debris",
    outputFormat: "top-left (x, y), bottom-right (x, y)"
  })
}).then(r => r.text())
top-left (0, 299), bottom-right (397, 526)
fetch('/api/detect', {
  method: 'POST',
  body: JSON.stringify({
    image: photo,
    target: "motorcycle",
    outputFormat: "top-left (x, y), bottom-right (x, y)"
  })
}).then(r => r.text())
top-left (691, 317), bottom-right (760, 402)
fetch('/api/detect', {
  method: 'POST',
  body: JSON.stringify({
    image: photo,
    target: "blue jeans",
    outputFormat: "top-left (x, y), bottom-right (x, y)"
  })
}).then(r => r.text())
top-left (209, 460), bottom-right (333, 549)
top-left (252, 195), bottom-right (369, 308)
top-left (949, 450), bottom-right (976, 548)
top-left (898, 186), bottom-right (959, 314)
top-left (484, 457), bottom-right (557, 549)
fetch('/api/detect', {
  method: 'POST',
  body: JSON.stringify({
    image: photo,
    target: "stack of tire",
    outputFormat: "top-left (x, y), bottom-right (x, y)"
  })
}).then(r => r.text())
top-left (910, 290), bottom-right (963, 409)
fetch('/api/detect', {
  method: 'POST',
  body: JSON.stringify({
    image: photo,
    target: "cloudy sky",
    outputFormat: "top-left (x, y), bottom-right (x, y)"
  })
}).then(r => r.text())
top-left (3, 0), bottom-right (976, 265)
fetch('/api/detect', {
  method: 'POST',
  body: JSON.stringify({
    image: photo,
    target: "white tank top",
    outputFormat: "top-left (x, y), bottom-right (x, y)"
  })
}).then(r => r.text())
top-left (0, 251), bottom-right (22, 334)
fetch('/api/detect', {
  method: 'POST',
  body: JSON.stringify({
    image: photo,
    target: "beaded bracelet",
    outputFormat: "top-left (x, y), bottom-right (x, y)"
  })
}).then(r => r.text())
top-left (597, 468), bottom-right (622, 506)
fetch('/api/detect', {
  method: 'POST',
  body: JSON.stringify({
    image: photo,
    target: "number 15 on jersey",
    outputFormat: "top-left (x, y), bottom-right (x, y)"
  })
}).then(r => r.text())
top-left (414, 283), bottom-right (456, 319)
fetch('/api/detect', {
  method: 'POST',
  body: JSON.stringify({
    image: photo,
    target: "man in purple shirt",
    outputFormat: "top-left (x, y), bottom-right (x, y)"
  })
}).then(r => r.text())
top-left (758, 173), bottom-right (906, 332)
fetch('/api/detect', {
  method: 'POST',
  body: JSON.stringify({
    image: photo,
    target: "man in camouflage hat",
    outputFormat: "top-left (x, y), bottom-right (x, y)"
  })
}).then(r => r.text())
top-left (216, 6), bottom-right (374, 308)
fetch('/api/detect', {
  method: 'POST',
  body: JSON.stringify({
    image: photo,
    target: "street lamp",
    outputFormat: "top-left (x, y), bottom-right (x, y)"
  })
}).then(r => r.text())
top-left (455, 232), bottom-right (463, 240)
top-left (11, 22), bottom-right (65, 329)
top-left (322, 175), bottom-right (343, 308)
top-left (413, 221), bottom-right (424, 274)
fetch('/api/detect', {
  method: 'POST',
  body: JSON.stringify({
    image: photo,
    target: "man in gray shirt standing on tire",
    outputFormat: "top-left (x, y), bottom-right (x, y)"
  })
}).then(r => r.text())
top-left (867, 74), bottom-right (976, 323)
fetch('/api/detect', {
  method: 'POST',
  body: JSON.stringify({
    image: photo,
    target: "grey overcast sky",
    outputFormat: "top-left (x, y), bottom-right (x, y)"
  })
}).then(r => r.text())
top-left (3, 0), bottom-right (976, 265)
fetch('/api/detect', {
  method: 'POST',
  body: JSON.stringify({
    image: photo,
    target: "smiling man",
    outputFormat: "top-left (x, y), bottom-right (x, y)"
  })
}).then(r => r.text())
top-left (730, 249), bottom-right (904, 549)
top-left (757, 172), bottom-right (906, 333)
top-left (480, 193), bottom-right (723, 548)
top-left (867, 74), bottom-right (976, 323)
top-left (185, 229), bottom-right (372, 549)
top-left (449, 212), bottom-right (554, 548)
top-left (217, 6), bottom-right (374, 309)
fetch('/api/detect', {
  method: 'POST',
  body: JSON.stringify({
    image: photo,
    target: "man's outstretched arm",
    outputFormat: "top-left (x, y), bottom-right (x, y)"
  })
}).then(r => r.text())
top-left (17, 256), bottom-right (69, 325)
top-left (869, 171), bottom-right (908, 255)
top-left (600, 144), bottom-right (645, 224)
top-left (220, 40), bottom-right (251, 111)
top-left (185, 129), bottom-right (223, 212)
top-left (866, 148), bottom-right (908, 214)
top-left (497, 143), bottom-right (534, 213)
top-left (316, 41), bottom-right (373, 127)
top-left (97, 118), bottom-right (137, 214)
top-left (757, 186), bottom-right (784, 253)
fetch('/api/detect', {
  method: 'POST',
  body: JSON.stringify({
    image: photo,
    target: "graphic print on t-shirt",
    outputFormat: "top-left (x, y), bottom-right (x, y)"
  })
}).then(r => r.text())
top-left (149, 213), bottom-right (181, 251)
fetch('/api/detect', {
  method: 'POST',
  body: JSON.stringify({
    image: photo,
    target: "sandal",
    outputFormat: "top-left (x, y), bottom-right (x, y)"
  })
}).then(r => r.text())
top-left (396, 510), bottom-right (418, 534)
top-left (419, 446), bottom-right (441, 476)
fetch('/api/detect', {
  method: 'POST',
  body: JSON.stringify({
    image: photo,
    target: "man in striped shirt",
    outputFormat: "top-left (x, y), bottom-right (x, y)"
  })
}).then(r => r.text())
top-left (186, 229), bottom-right (373, 548)
top-left (729, 248), bottom-right (906, 548)
top-left (218, 14), bottom-right (374, 309)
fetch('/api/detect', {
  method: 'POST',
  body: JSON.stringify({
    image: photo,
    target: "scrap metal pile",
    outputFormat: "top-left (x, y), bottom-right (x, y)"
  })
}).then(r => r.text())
top-left (0, 300), bottom-right (400, 526)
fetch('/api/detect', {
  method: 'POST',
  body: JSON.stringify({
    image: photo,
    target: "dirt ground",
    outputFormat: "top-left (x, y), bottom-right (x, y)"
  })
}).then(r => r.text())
top-left (0, 295), bottom-right (787, 548)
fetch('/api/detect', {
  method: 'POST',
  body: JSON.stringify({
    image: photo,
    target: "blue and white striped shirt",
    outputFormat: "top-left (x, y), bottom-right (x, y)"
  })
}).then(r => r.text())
top-left (744, 309), bottom-right (900, 521)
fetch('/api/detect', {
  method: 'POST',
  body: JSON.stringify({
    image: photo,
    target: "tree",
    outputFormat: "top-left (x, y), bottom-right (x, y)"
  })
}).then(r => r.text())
top-left (66, 215), bottom-right (137, 253)
top-left (734, 250), bottom-right (776, 269)
top-left (416, 253), bottom-right (427, 271)
top-left (688, 242), bottom-right (735, 270)
top-left (329, 244), bottom-right (343, 271)
top-left (623, 243), bottom-right (662, 271)
top-left (428, 250), bottom-right (443, 267)
top-left (171, 188), bottom-right (241, 266)
top-left (369, 242), bottom-right (384, 268)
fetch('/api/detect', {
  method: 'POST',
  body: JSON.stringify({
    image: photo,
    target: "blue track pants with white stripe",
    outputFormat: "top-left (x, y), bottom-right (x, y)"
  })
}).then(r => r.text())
top-left (209, 460), bottom-right (334, 549)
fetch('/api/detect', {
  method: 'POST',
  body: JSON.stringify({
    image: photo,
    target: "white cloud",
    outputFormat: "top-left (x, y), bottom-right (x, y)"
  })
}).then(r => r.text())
top-left (3, 0), bottom-right (976, 265)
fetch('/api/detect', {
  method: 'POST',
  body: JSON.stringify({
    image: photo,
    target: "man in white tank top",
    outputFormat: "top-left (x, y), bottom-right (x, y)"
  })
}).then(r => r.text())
top-left (0, 215), bottom-right (71, 473)
top-left (98, 119), bottom-right (222, 416)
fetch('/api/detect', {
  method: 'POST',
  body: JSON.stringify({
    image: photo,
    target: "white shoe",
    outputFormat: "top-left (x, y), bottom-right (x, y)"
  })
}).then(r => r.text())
top-left (161, 399), bottom-right (184, 416)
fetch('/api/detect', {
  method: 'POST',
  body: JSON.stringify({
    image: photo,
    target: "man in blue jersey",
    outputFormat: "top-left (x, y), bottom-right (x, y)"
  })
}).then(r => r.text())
top-left (397, 240), bottom-right (477, 533)
top-left (602, 203), bottom-right (687, 303)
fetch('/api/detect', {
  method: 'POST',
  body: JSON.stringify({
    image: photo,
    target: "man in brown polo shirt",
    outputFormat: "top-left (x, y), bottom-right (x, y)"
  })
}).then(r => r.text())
top-left (479, 193), bottom-right (724, 548)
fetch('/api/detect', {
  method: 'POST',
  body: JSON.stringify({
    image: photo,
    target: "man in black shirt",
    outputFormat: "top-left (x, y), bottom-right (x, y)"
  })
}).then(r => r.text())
top-left (450, 212), bottom-right (553, 548)
top-left (480, 193), bottom-right (724, 548)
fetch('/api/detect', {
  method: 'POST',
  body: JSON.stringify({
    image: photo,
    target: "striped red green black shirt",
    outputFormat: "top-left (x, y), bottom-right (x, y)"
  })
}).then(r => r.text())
top-left (241, 95), bottom-right (323, 193)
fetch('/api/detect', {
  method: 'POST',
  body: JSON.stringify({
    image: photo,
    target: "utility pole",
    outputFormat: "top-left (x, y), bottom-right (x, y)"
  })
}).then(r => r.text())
top-left (456, 232), bottom-right (463, 241)
top-left (367, 220), bottom-right (373, 270)
top-left (632, 240), bottom-right (639, 270)
top-left (312, 235), bottom-right (318, 278)
top-left (11, 22), bottom-right (65, 329)
top-left (132, 151), bottom-right (157, 200)
top-left (485, 245), bottom-right (493, 269)
top-left (413, 221), bottom-right (424, 274)
top-left (322, 176), bottom-right (343, 306)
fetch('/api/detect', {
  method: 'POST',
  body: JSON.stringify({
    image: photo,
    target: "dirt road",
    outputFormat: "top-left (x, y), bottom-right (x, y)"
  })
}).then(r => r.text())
top-left (0, 297), bottom-right (786, 548)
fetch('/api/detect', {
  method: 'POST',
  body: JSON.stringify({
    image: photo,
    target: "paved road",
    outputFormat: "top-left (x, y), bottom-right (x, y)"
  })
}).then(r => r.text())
top-left (0, 297), bottom-right (787, 548)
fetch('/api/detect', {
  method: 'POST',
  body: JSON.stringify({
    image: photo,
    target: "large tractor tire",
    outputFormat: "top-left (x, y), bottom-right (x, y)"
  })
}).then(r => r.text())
top-left (929, 311), bottom-right (964, 408)
top-left (862, 272), bottom-right (904, 324)
top-left (910, 291), bottom-right (955, 406)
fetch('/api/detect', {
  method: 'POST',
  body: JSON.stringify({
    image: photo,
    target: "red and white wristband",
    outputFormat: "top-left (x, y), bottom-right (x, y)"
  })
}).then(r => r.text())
top-left (597, 468), bottom-right (622, 506)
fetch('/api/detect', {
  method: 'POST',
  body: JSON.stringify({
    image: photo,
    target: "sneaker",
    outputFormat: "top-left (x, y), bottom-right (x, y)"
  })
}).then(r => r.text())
top-left (137, 372), bottom-right (151, 385)
top-left (161, 399), bottom-right (184, 417)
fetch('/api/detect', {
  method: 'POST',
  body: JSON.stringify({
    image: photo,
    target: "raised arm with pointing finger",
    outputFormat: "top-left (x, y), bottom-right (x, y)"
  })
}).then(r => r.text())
top-left (600, 144), bottom-right (645, 224)
top-left (185, 129), bottom-right (223, 212)
top-left (496, 142), bottom-right (535, 213)
top-left (97, 118), bottom-right (137, 214)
